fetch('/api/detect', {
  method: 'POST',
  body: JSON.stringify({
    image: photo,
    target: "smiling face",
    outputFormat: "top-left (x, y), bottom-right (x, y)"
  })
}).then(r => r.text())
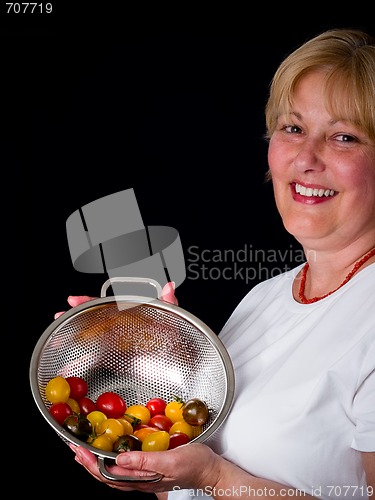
top-left (268, 70), bottom-right (375, 252)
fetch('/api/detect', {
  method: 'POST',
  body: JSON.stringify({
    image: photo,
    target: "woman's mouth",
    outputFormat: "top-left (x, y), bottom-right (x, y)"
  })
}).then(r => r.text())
top-left (294, 182), bottom-right (336, 198)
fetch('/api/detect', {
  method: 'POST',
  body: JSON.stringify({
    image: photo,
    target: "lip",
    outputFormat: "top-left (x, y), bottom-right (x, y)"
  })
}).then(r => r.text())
top-left (291, 182), bottom-right (337, 205)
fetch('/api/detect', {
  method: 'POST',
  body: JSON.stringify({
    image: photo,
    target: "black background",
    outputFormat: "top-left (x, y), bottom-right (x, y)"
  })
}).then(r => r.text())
top-left (4, 4), bottom-right (373, 498)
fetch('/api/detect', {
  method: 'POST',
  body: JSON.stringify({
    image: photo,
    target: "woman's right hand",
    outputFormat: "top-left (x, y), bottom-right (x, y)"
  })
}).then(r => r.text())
top-left (54, 295), bottom-right (95, 319)
top-left (54, 282), bottom-right (178, 320)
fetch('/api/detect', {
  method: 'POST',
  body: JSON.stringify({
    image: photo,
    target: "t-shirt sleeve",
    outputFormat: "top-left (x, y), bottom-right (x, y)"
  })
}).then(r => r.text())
top-left (351, 341), bottom-right (375, 452)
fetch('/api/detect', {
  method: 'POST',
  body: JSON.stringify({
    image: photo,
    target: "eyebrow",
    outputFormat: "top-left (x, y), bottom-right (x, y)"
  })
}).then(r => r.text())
top-left (283, 111), bottom-right (342, 126)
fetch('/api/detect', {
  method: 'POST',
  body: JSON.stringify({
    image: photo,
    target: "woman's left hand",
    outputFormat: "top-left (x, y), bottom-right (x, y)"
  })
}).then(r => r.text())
top-left (71, 442), bottom-right (219, 494)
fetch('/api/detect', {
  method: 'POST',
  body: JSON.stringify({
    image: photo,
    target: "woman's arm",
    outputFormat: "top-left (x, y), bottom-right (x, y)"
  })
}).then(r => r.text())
top-left (362, 452), bottom-right (375, 500)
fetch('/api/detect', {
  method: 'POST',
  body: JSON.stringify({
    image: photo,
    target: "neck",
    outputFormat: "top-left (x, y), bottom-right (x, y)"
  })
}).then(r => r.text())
top-left (296, 246), bottom-right (375, 304)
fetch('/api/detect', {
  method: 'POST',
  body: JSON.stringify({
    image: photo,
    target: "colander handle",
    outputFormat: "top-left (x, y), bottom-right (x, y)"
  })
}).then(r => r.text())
top-left (100, 277), bottom-right (163, 298)
top-left (98, 456), bottom-right (163, 482)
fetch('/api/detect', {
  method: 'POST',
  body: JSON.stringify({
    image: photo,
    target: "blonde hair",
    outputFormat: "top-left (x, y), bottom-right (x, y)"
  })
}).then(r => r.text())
top-left (265, 29), bottom-right (375, 142)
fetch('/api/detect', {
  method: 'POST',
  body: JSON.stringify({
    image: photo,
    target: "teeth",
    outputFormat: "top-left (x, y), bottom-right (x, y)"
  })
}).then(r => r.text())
top-left (295, 183), bottom-right (335, 197)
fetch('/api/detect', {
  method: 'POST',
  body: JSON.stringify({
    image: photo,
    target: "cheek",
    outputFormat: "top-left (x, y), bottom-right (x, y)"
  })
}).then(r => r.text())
top-left (267, 136), bottom-right (288, 177)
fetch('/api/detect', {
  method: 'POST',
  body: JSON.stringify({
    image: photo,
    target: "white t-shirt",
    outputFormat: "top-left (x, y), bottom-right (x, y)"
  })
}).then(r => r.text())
top-left (168, 263), bottom-right (375, 500)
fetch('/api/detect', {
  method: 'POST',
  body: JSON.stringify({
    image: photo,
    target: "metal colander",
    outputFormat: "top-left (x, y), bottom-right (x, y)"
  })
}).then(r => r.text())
top-left (30, 278), bottom-right (235, 482)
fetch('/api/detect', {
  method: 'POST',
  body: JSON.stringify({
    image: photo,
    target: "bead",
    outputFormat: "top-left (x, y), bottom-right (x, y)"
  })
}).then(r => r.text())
top-left (299, 247), bottom-right (375, 304)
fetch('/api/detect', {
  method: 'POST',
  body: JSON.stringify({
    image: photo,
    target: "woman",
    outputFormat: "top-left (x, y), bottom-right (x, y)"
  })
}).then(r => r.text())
top-left (63, 29), bottom-right (375, 498)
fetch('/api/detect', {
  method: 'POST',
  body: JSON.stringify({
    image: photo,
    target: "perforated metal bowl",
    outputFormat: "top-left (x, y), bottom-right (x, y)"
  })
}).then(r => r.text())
top-left (30, 278), bottom-right (235, 482)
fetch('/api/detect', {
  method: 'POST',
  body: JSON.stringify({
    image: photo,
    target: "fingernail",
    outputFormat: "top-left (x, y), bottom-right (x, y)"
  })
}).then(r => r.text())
top-left (116, 453), bottom-right (130, 465)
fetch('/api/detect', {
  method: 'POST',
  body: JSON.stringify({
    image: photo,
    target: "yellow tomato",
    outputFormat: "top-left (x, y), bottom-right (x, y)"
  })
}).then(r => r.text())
top-left (165, 400), bottom-right (184, 423)
top-left (45, 376), bottom-right (70, 403)
top-left (97, 418), bottom-right (124, 443)
top-left (90, 434), bottom-right (113, 452)
top-left (125, 404), bottom-right (151, 425)
top-left (142, 430), bottom-right (170, 451)
top-left (117, 417), bottom-right (134, 435)
top-left (169, 420), bottom-right (194, 439)
top-left (66, 398), bottom-right (80, 414)
top-left (87, 410), bottom-right (107, 432)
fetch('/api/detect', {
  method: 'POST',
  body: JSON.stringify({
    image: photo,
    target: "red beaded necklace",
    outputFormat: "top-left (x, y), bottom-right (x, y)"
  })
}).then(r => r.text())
top-left (299, 247), bottom-right (375, 304)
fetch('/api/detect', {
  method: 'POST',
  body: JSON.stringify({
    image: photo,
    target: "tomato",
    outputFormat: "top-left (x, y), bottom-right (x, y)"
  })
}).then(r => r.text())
top-left (149, 414), bottom-right (173, 432)
top-left (96, 391), bottom-right (127, 419)
top-left (117, 417), bottom-right (134, 435)
top-left (191, 425), bottom-right (203, 438)
top-left (65, 376), bottom-right (88, 400)
top-left (182, 398), bottom-right (209, 426)
top-left (125, 404), bottom-right (151, 425)
top-left (66, 398), bottom-right (80, 414)
top-left (78, 396), bottom-right (97, 415)
top-left (142, 430), bottom-right (170, 451)
top-left (97, 418), bottom-right (125, 443)
top-left (168, 432), bottom-right (190, 449)
top-left (146, 397), bottom-right (167, 417)
top-left (113, 434), bottom-right (142, 452)
top-left (90, 434), bottom-right (113, 452)
top-left (45, 376), bottom-right (71, 403)
top-left (49, 401), bottom-right (73, 425)
top-left (134, 426), bottom-right (158, 442)
top-left (165, 399), bottom-right (184, 423)
top-left (63, 414), bottom-right (92, 441)
top-left (87, 410), bottom-right (107, 432)
top-left (122, 413), bottom-right (141, 427)
top-left (169, 420), bottom-right (194, 439)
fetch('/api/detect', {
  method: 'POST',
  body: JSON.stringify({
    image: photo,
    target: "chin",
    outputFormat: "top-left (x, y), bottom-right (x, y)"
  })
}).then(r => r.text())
top-left (282, 219), bottom-right (317, 243)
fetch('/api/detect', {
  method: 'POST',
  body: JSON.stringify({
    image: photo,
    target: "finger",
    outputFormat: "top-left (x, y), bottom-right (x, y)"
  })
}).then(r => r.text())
top-left (54, 311), bottom-right (65, 320)
top-left (116, 449), bottom-right (164, 473)
top-left (54, 296), bottom-right (96, 320)
top-left (67, 295), bottom-right (97, 307)
top-left (160, 282), bottom-right (178, 305)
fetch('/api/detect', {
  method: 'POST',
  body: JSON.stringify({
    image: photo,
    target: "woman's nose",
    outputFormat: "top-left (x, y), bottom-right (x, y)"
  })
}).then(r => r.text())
top-left (293, 138), bottom-right (325, 173)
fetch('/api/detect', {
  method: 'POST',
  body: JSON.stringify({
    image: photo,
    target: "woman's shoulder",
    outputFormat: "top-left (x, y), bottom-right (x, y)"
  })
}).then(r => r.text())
top-left (250, 263), bottom-right (303, 293)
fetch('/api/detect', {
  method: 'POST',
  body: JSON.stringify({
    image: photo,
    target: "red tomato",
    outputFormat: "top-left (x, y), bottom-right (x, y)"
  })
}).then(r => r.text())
top-left (96, 391), bottom-right (127, 419)
top-left (65, 376), bottom-right (88, 400)
top-left (149, 414), bottom-right (173, 432)
top-left (146, 397), bottom-right (167, 417)
top-left (49, 402), bottom-right (73, 425)
top-left (78, 396), bottom-right (97, 415)
top-left (168, 432), bottom-right (190, 449)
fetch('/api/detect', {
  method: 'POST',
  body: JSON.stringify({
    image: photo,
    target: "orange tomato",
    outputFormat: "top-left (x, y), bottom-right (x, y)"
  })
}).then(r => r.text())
top-left (134, 426), bottom-right (158, 442)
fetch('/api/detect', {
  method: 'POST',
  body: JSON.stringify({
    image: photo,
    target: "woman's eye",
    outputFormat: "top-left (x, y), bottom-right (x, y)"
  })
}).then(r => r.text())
top-left (334, 134), bottom-right (357, 143)
top-left (283, 125), bottom-right (302, 134)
